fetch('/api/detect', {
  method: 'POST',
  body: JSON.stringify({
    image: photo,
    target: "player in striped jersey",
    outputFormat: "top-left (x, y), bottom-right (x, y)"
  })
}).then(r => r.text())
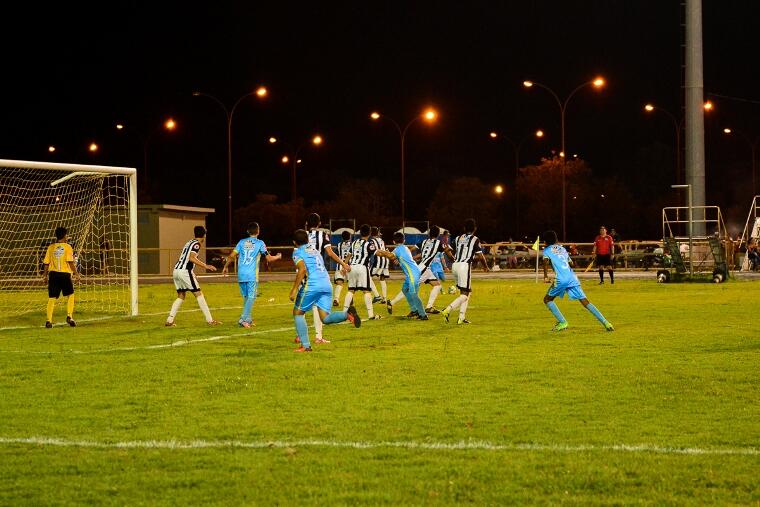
top-left (369, 226), bottom-right (389, 304)
top-left (222, 222), bottom-right (281, 328)
top-left (166, 226), bottom-right (221, 326)
top-left (416, 225), bottom-right (454, 313)
top-left (343, 224), bottom-right (381, 320)
top-left (305, 213), bottom-right (352, 344)
top-left (332, 230), bottom-right (353, 307)
top-left (375, 232), bottom-right (428, 320)
top-left (441, 218), bottom-right (489, 324)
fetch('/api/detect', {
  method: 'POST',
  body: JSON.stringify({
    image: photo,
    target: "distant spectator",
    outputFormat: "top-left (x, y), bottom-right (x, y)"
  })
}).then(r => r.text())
top-left (748, 241), bottom-right (760, 271)
top-left (568, 244), bottom-right (579, 256)
top-left (609, 228), bottom-right (622, 254)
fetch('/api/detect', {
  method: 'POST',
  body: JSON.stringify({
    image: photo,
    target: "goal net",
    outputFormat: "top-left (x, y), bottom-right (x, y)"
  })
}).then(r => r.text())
top-left (0, 159), bottom-right (138, 317)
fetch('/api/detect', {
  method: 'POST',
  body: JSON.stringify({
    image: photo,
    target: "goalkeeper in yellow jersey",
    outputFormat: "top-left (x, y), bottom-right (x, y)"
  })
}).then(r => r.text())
top-left (42, 226), bottom-right (79, 328)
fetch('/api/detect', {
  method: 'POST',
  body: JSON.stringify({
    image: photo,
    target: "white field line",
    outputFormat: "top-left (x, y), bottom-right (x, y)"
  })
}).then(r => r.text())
top-left (0, 436), bottom-right (757, 456)
top-left (0, 326), bottom-right (294, 355)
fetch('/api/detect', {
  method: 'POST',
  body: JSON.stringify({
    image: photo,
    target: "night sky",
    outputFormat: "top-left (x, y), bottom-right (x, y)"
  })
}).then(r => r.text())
top-left (1, 1), bottom-right (759, 242)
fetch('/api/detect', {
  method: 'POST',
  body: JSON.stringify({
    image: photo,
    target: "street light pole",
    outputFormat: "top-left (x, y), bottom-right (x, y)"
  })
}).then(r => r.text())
top-left (672, 184), bottom-right (693, 276)
top-left (192, 87), bottom-right (267, 245)
top-left (723, 128), bottom-right (760, 196)
top-left (270, 135), bottom-right (322, 203)
top-left (371, 110), bottom-right (437, 231)
top-left (524, 78), bottom-right (605, 241)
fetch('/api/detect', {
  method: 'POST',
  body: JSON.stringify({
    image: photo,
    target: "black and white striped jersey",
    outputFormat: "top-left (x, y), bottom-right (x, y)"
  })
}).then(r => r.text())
top-left (349, 238), bottom-right (377, 266)
top-left (308, 229), bottom-right (332, 254)
top-left (370, 236), bottom-right (388, 269)
top-left (418, 238), bottom-right (444, 268)
top-left (174, 239), bottom-right (201, 270)
top-left (337, 240), bottom-right (352, 262)
top-left (371, 236), bottom-right (386, 252)
top-left (453, 234), bottom-right (482, 263)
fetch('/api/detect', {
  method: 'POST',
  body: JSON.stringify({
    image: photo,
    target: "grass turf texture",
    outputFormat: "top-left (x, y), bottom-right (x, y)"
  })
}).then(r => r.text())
top-left (0, 279), bottom-right (758, 505)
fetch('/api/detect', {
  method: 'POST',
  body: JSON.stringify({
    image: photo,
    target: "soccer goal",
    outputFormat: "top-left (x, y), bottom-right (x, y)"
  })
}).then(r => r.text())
top-left (0, 159), bottom-right (138, 317)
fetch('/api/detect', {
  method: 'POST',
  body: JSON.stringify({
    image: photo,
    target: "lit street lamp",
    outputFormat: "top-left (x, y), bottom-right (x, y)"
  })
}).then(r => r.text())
top-left (192, 86), bottom-right (268, 245)
top-left (523, 77), bottom-right (605, 240)
top-left (370, 108), bottom-right (437, 230)
top-left (489, 129), bottom-right (544, 236)
top-left (722, 127), bottom-right (759, 196)
top-left (270, 135), bottom-right (323, 202)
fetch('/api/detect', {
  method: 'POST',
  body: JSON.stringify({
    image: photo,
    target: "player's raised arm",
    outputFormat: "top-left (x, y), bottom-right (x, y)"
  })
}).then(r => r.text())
top-left (375, 249), bottom-right (396, 260)
top-left (221, 249), bottom-right (237, 276)
top-left (289, 259), bottom-right (307, 301)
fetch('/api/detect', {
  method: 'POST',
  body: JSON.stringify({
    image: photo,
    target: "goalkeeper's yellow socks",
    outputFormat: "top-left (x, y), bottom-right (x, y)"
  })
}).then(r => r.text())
top-left (66, 295), bottom-right (75, 318)
top-left (46, 298), bottom-right (56, 322)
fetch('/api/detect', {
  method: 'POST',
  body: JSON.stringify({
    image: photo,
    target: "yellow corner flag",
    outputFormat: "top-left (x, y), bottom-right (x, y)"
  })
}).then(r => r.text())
top-left (531, 236), bottom-right (540, 251)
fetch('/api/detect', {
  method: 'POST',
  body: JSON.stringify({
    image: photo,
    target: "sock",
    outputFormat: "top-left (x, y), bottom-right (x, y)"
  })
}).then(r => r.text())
top-left (241, 296), bottom-right (255, 322)
top-left (323, 311), bottom-right (347, 324)
top-left (294, 314), bottom-right (311, 348)
top-left (46, 298), bottom-right (56, 322)
top-left (380, 280), bottom-right (387, 300)
top-left (546, 301), bottom-right (566, 323)
top-left (585, 303), bottom-right (608, 325)
top-left (364, 293), bottom-right (374, 318)
top-left (167, 298), bottom-right (183, 323)
top-left (370, 277), bottom-right (379, 298)
top-left (390, 291), bottom-right (404, 305)
top-left (449, 294), bottom-right (467, 310)
top-left (196, 294), bottom-right (213, 322)
top-left (459, 295), bottom-right (470, 319)
top-left (599, 269), bottom-right (604, 281)
top-left (334, 284), bottom-right (343, 302)
top-left (343, 292), bottom-right (354, 311)
top-left (312, 308), bottom-right (323, 338)
top-left (609, 270), bottom-right (614, 282)
top-left (66, 295), bottom-right (75, 318)
top-left (427, 285), bottom-right (441, 308)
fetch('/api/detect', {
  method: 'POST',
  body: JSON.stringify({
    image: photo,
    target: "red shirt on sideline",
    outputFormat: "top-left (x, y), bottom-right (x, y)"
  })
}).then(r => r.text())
top-left (594, 235), bottom-right (614, 255)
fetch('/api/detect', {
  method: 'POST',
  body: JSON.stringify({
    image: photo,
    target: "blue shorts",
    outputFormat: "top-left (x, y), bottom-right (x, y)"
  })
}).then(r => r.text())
top-left (547, 283), bottom-right (586, 301)
top-left (431, 265), bottom-right (445, 281)
top-left (294, 286), bottom-right (332, 313)
top-left (239, 281), bottom-right (258, 298)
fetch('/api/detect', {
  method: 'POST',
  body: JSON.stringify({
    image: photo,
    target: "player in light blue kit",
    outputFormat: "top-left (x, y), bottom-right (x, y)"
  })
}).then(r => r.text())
top-left (542, 230), bottom-right (614, 332)
top-left (290, 229), bottom-right (361, 352)
top-left (376, 232), bottom-right (428, 320)
top-left (222, 222), bottom-right (282, 328)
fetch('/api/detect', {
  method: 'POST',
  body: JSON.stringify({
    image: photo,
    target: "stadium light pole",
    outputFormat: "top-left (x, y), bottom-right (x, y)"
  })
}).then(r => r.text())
top-left (722, 128), bottom-right (759, 196)
top-left (192, 86), bottom-right (268, 245)
top-left (489, 129), bottom-right (544, 236)
top-left (370, 109), bottom-right (437, 231)
top-left (270, 135), bottom-right (323, 202)
top-left (523, 77), bottom-right (605, 241)
top-left (671, 184), bottom-right (693, 277)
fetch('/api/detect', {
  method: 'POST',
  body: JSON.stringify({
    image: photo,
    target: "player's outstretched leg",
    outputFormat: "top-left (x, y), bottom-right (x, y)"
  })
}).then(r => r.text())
top-left (387, 291), bottom-right (404, 315)
top-left (426, 284), bottom-right (442, 313)
top-left (580, 299), bottom-right (614, 331)
top-left (544, 295), bottom-right (568, 331)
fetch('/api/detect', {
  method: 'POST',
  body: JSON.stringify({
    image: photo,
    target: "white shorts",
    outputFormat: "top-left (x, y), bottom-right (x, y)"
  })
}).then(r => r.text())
top-left (334, 268), bottom-right (347, 283)
top-left (348, 265), bottom-right (371, 291)
top-left (452, 262), bottom-right (472, 291)
top-left (418, 264), bottom-right (438, 284)
top-left (371, 256), bottom-right (390, 277)
top-left (173, 268), bottom-right (200, 292)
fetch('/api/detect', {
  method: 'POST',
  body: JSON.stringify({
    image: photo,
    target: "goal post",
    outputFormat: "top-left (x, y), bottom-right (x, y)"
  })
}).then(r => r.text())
top-left (0, 159), bottom-right (138, 317)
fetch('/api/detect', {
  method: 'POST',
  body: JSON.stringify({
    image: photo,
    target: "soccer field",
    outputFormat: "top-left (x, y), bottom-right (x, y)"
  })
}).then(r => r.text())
top-left (1, 279), bottom-right (758, 505)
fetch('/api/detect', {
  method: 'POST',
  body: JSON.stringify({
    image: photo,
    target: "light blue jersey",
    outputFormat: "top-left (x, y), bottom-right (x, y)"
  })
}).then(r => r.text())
top-left (394, 244), bottom-right (421, 284)
top-left (293, 244), bottom-right (332, 293)
top-left (234, 237), bottom-right (268, 282)
top-left (543, 244), bottom-right (580, 289)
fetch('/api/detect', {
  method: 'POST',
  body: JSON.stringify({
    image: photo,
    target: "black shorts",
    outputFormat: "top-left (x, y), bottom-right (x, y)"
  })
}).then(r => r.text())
top-left (48, 271), bottom-right (74, 298)
top-left (596, 254), bottom-right (612, 267)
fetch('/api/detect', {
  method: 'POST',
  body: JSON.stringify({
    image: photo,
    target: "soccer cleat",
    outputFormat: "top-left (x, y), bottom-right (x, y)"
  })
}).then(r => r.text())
top-left (294, 346), bottom-right (313, 353)
top-left (599, 280), bottom-right (604, 285)
top-left (405, 311), bottom-right (419, 318)
top-left (386, 302), bottom-right (393, 315)
top-left (552, 321), bottom-right (569, 332)
top-left (315, 337), bottom-right (331, 344)
top-left (604, 321), bottom-right (615, 332)
top-left (239, 320), bottom-right (252, 329)
top-left (610, 279), bottom-right (614, 285)
top-left (294, 336), bottom-right (301, 344)
top-left (45, 321), bottom-right (53, 329)
top-left (369, 314), bottom-right (382, 320)
top-left (442, 308), bottom-right (451, 323)
top-left (417, 315), bottom-right (429, 321)
top-left (425, 307), bottom-right (440, 314)
top-left (372, 296), bottom-right (383, 304)
top-left (457, 318), bottom-right (470, 324)
top-left (333, 299), bottom-right (339, 307)
top-left (165, 321), bottom-right (176, 327)
top-left (207, 320), bottom-right (222, 326)
top-left (346, 305), bottom-right (362, 328)
top-left (66, 316), bottom-right (76, 327)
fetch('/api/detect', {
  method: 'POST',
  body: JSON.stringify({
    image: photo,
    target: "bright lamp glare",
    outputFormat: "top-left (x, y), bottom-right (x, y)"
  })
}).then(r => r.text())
top-left (281, 156), bottom-right (289, 164)
top-left (48, 146), bottom-right (56, 153)
top-left (723, 128), bottom-right (732, 134)
top-left (593, 77), bottom-right (605, 87)
top-left (523, 80), bottom-right (533, 87)
top-left (269, 137), bottom-right (277, 144)
top-left (164, 119), bottom-right (176, 130)
top-left (535, 130), bottom-right (544, 138)
top-left (312, 135), bottom-right (323, 145)
top-left (644, 104), bottom-right (654, 112)
top-left (489, 132), bottom-right (498, 138)
top-left (423, 109), bottom-right (437, 121)
top-left (256, 86), bottom-right (268, 97)
top-left (370, 112), bottom-right (380, 120)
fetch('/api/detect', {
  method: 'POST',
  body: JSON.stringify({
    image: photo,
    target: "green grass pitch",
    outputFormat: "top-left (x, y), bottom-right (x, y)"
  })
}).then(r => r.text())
top-left (1, 278), bottom-right (758, 505)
